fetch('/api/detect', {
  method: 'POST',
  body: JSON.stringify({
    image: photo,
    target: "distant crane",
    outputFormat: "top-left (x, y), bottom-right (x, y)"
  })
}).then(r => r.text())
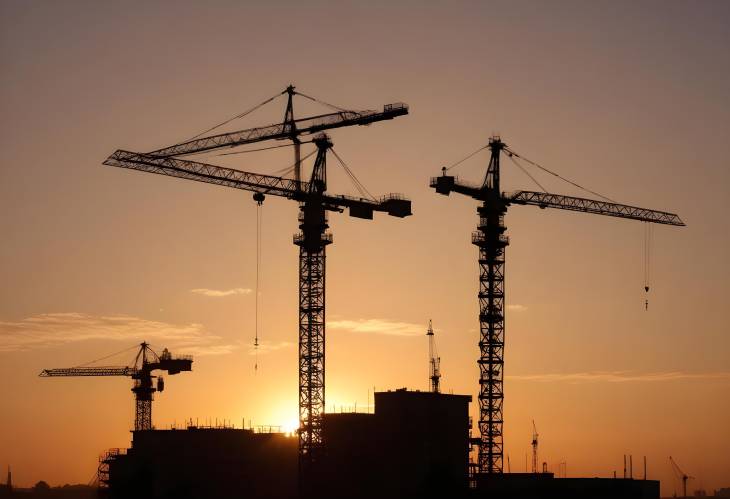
top-left (431, 136), bottom-right (685, 474)
top-left (669, 456), bottom-right (694, 498)
top-left (40, 342), bottom-right (192, 431)
top-left (531, 420), bottom-right (539, 474)
top-left (102, 86), bottom-right (410, 484)
top-left (427, 320), bottom-right (441, 393)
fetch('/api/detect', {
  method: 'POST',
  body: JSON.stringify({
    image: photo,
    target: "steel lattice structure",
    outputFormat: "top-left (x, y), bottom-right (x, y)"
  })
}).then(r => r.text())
top-left (102, 87), bottom-right (410, 491)
top-left (40, 342), bottom-right (192, 431)
top-left (294, 139), bottom-right (331, 475)
top-left (431, 136), bottom-right (684, 475)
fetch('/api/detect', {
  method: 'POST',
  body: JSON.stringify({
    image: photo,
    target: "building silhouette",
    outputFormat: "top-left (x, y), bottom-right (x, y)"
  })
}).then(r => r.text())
top-left (100, 387), bottom-right (660, 499)
top-left (102, 389), bottom-right (471, 499)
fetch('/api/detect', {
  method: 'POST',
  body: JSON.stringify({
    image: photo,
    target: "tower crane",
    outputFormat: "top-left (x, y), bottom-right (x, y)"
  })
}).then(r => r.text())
top-left (669, 456), bottom-right (694, 498)
top-left (431, 136), bottom-right (684, 475)
top-left (427, 320), bottom-right (441, 393)
top-left (531, 420), bottom-right (539, 474)
top-left (39, 342), bottom-right (192, 431)
top-left (102, 87), bottom-right (411, 484)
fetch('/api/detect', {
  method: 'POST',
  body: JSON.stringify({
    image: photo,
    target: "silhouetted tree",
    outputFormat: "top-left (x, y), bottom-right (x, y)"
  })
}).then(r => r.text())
top-left (34, 481), bottom-right (51, 491)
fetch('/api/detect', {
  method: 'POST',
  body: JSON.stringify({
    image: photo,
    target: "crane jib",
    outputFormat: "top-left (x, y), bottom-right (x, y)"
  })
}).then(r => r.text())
top-left (105, 151), bottom-right (412, 218)
top-left (147, 104), bottom-right (408, 158)
top-left (507, 191), bottom-right (685, 226)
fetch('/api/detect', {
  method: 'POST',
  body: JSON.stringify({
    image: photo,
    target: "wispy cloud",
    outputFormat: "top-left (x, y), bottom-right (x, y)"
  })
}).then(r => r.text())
top-left (328, 319), bottom-right (423, 337)
top-left (190, 288), bottom-right (252, 297)
top-left (507, 304), bottom-right (527, 312)
top-left (507, 371), bottom-right (730, 384)
top-left (0, 313), bottom-right (237, 356)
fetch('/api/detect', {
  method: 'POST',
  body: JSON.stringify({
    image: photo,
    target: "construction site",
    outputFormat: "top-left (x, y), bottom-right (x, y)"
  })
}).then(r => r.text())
top-left (26, 85), bottom-right (687, 499)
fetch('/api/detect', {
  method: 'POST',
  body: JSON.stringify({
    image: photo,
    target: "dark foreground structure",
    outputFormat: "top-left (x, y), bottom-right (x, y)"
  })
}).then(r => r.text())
top-left (476, 473), bottom-right (659, 499)
top-left (101, 388), bottom-right (658, 499)
top-left (103, 389), bottom-right (470, 499)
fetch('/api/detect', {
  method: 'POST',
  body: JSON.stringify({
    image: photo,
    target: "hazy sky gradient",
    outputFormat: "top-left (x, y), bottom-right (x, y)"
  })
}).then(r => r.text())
top-left (1, 1), bottom-right (728, 494)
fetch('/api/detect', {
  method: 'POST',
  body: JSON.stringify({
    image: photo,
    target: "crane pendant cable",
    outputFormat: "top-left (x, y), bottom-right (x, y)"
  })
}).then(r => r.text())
top-left (643, 222), bottom-right (652, 311)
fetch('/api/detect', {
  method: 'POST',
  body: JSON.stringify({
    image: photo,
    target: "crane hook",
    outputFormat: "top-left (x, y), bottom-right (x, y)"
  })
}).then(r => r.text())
top-left (253, 192), bottom-right (265, 205)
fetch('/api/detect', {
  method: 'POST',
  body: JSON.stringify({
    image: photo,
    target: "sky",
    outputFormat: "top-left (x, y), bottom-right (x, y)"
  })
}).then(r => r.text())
top-left (1, 0), bottom-right (729, 494)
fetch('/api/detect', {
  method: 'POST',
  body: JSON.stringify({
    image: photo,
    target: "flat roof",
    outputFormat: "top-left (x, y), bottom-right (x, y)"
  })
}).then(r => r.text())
top-left (376, 388), bottom-right (472, 401)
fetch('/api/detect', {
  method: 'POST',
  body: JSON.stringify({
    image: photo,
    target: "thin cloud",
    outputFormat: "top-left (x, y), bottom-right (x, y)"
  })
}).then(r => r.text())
top-left (0, 313), bottom-right (236, 356)
top-left (507, 304), bottom-right (527, 312)
top-left (328, 319), bottom-right (423, 337)
top-left (190, 288), bottom-right (252, 297)
top-left (507, 371), bottom-right (730, 383)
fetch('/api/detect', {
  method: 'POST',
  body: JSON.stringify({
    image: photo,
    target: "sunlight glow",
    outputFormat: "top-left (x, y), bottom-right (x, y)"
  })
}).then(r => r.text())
top-left (282, 418), bottom-right (299, 436)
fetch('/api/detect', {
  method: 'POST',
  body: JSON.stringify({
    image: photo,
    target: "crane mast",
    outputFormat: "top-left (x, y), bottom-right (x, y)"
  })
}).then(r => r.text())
top-left (670, 456), bottom-right (694, 498)
top-left (431, 136), bottom-right (684, 476)
top-left (295, 134), bottom-right (331, 468)
top-left (40, 342), bottom-right (192, 431)
top-left (427, 320), bottom-right (441, 393)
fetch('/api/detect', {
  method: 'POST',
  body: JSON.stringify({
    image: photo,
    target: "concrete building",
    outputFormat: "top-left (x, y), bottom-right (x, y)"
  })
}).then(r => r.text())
top-left (101, 387), bottom-right (659, 499)
top-left (103, 388), bottom-right (472, 499)
top-left (104, 428), bottom-right (297, 499)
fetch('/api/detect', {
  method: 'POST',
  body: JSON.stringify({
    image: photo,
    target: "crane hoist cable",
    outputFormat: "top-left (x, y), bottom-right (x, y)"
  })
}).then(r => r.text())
top-left (506, 146), bottom-right (659, 311)
top-left (644, 222), bottom-right (653, 310)
top-left (253, 196), bottom-right (263, 373)
top-left (506, 146), bottom-right (659, 309)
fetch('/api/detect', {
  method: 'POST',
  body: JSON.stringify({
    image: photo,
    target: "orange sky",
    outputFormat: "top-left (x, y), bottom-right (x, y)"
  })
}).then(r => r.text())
top-left (1, 1), bottom-right (729, 495)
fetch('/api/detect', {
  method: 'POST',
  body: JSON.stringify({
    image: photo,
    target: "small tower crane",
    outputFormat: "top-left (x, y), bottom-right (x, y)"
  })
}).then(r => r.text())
top-left (427, 320), bottom-right (441, 393)
top-left (431, 136), bottom-right (684, 475)
top-left (531, 420), bottom-right (539, 474)
top-left (102, 86), bottom-right (410, 487)
top-left (669, 456), bottom-right (694, 498)
top-left (39, 342), bottom-right (192, 431)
